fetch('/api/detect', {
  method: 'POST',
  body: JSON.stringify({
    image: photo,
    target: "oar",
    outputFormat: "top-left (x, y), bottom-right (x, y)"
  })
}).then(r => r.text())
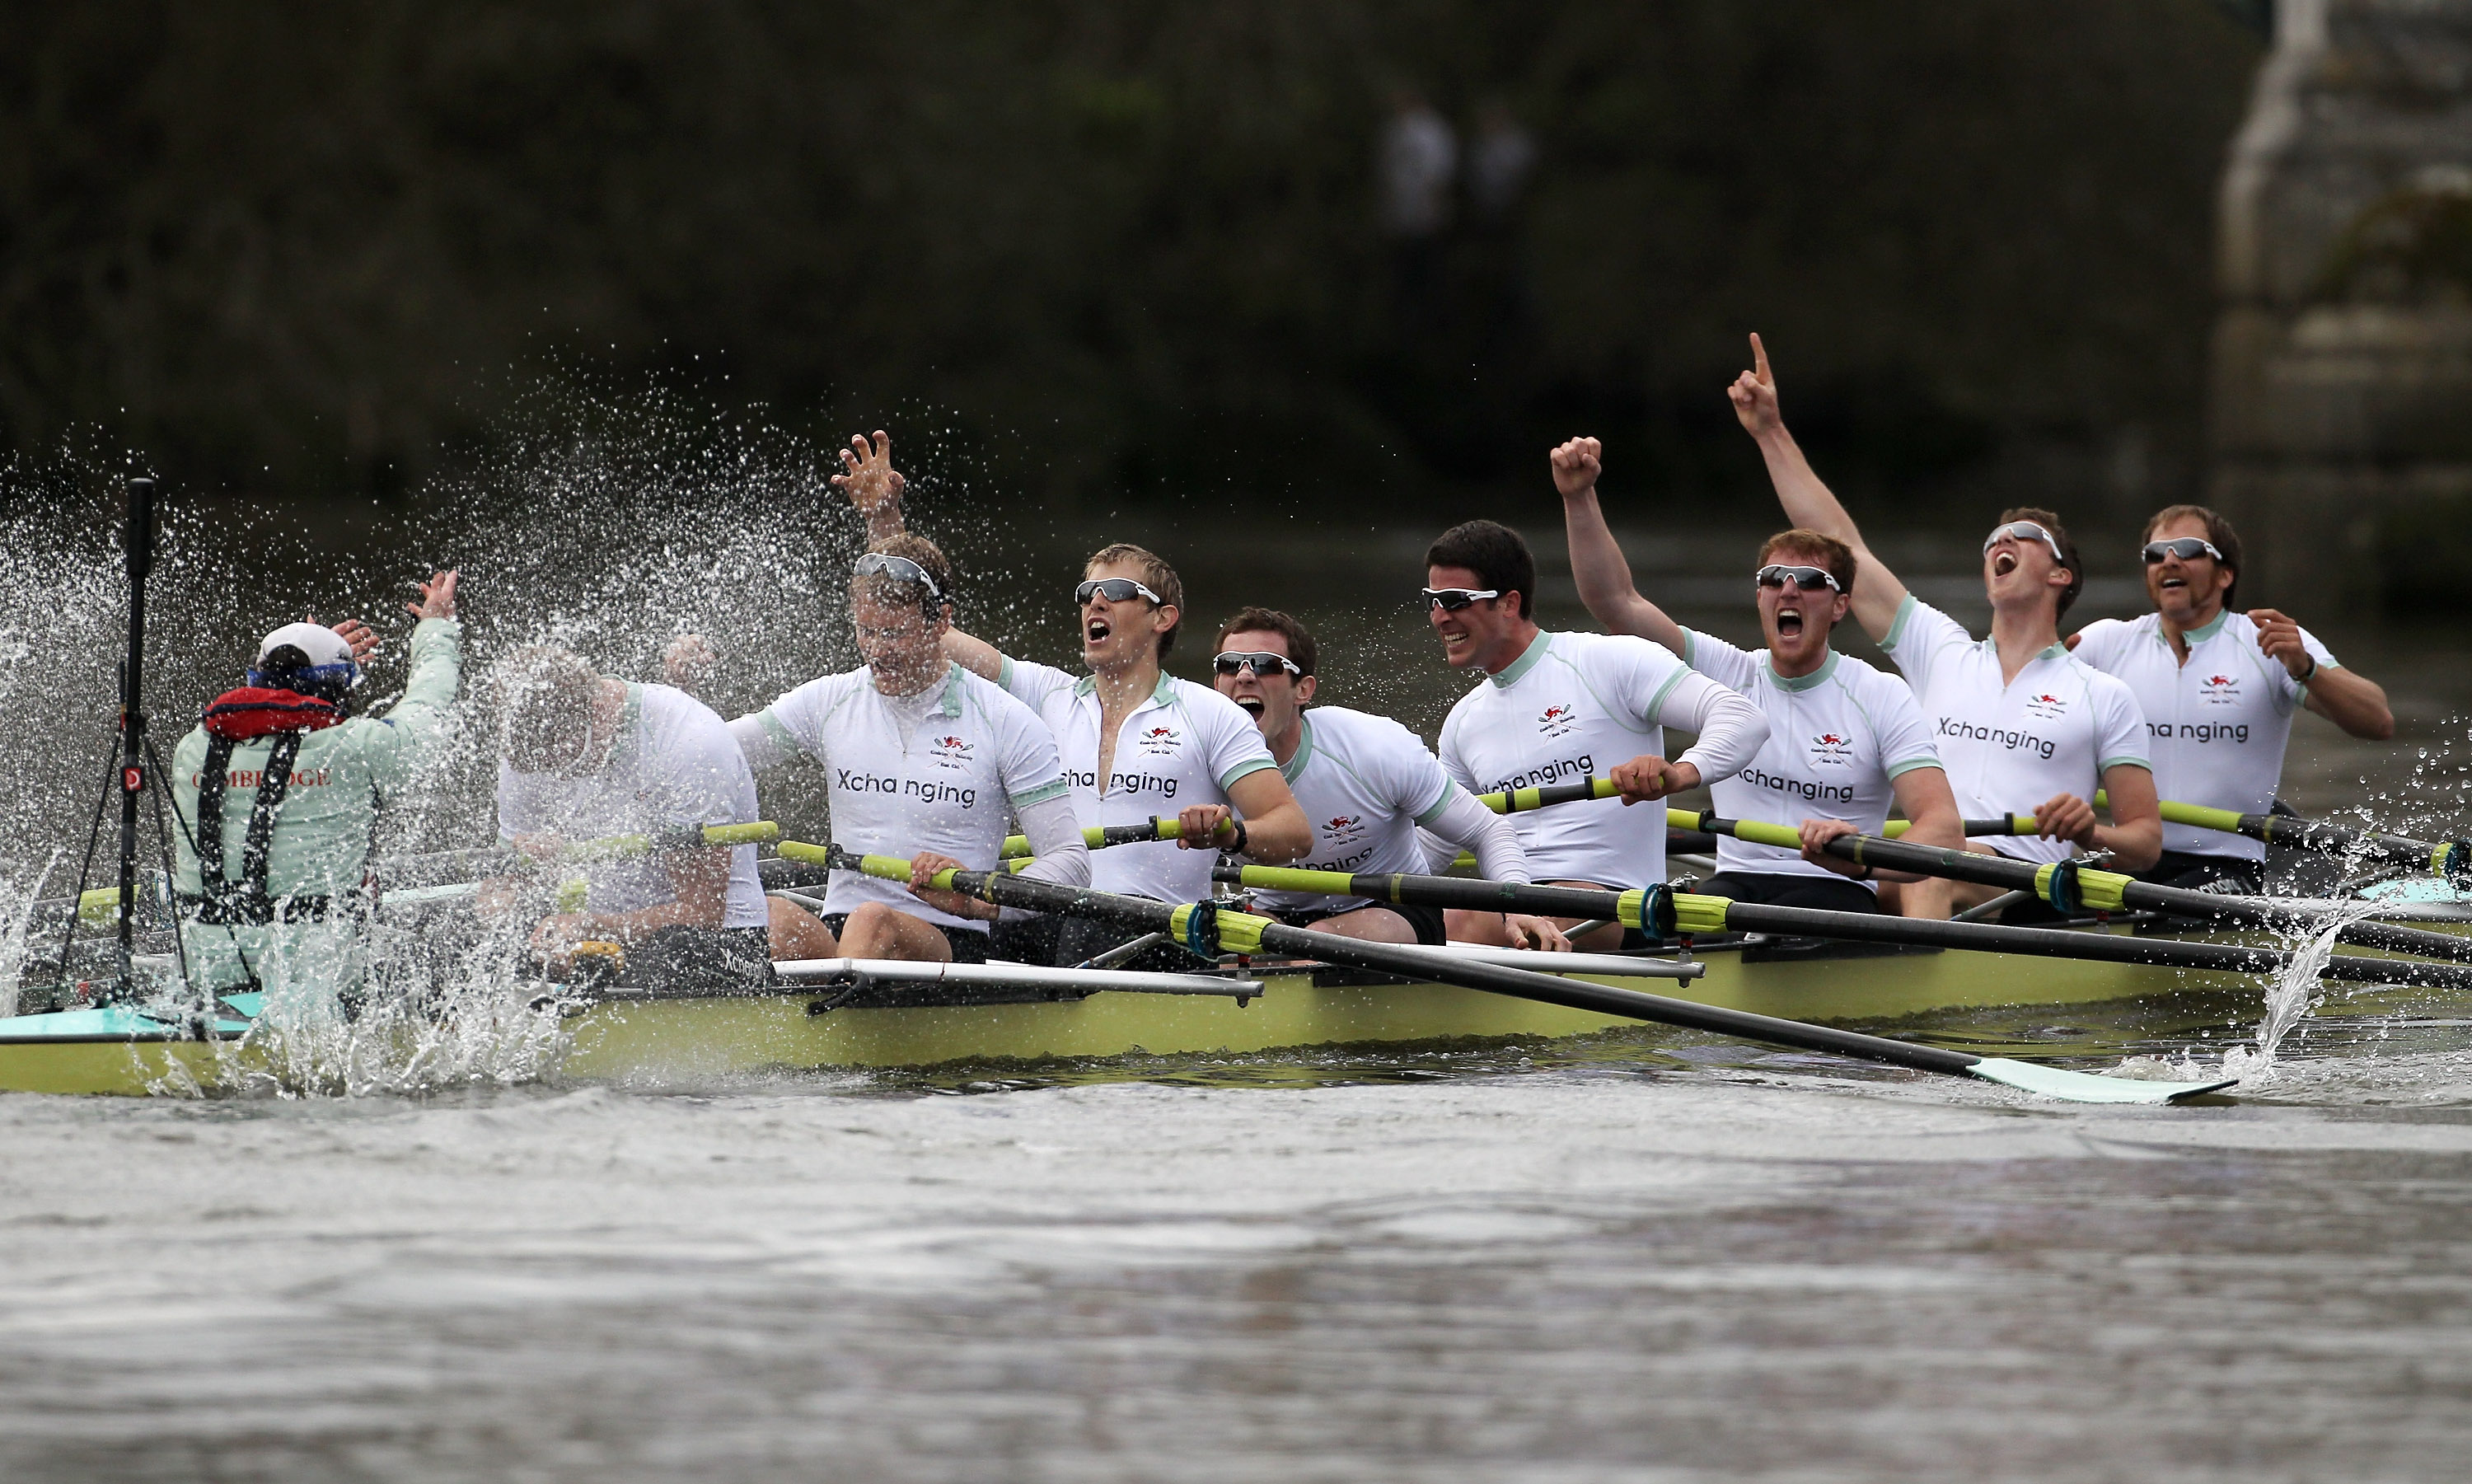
top-left (1472, 775), bottom-right (2027, 836)
top-left (779, 840), bottom-right (1031, 877)
top-left (2076, 790), bottom-right (2472, 885)
top-left (354, 822), bottom-right (781, 894)
top-left (1000, 818), bottom-right (1187, 858)
top-left (1212, 864), bottom-right (2472, 996)
top-left (803, 847), bottom-right (2230, 1103)
top-left (1671, 809), bottom-right (2472, 966)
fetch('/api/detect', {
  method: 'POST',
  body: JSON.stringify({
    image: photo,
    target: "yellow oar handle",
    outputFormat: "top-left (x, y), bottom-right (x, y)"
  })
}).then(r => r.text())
top-left (556, 821), bottom-right (779, 863)
top-left (1474, 777), bottom-right (1619, 813)
top-left (779, 839), bottom-right (1030, 882)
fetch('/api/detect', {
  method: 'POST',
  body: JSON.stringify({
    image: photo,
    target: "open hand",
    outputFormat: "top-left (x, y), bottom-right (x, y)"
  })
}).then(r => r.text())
top-left (326, 618), bottom-right (382, 665)
top-left (1505, 913), bottom-right (1573, 952)
top-left (1549, 437), bottom-right (1603, 499)
top-left (409, 569), bottom-right (459, 622)
top-left (831, 431), bottom-right (906, 522)
top-left (1726, 332), bottom-right (1781, 436)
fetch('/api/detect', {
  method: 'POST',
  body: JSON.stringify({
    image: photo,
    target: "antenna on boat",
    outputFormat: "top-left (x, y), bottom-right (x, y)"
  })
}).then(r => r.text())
top-left (112, 475), bottom-right (157, 995)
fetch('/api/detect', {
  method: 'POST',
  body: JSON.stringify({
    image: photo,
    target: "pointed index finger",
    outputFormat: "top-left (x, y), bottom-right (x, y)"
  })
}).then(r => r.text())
top-left (1749, 332), bottom-right (1771, 384)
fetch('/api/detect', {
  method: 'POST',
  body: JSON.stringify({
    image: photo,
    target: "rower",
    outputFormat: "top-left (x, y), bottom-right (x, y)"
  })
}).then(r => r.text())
top-left (1557, 438), bottom-right (1965, 914)
top-left (835, 431), bottom-right (1312, 968)
top-left (2067, 505), bottom-right (2394, 892)
top-left (1728, 333), bottom-right (2161, 915)
top-left (168, 572), bottom-right (461, 1001)
top-left (1425, 519), bottom-right (1770, 949)
top-left (487, 645), bottom-right (772, 986)
top-left (726, 536), bottom-right (1090, 963)
top-left (1210, 606), bottom-right (1570, 949)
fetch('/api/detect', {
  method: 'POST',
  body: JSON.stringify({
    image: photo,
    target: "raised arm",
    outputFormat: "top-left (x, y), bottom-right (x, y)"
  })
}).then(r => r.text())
top-left (1555, 438), bottom-right (1687, 654)
top-left (833, 430), bottom-right (909, 546)
top-left (1729, 335), bottom-right (1908, 639)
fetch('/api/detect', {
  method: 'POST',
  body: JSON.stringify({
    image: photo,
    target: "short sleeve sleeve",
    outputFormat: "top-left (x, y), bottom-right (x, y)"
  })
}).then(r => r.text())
top-left (1000, 656), bottom-right (1074, 712)
top-left (1372, 715), bottom-right (1455, 824)
top-left (648, 709), bottom-right (759, 827)
top-left (1195, 689), bottom-right (1277, 792)
top-left (2088, 672), bottom-right (2151, 773)
top-left (1879, 595), bottom-right (1969, 691)
top-left (1865, 670), bottom-right (1941, 778)
top-left (2067, 618), bottom-right (2129, 672)
top-left (995, 695), bottom-right (1071, 809)
top-left (756, 676), bottom-right (836, 761)
top-left (1682, 627), bottom-right (1760, 695)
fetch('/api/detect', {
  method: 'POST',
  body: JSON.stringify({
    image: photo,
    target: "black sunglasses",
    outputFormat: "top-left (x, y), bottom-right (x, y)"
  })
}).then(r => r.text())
top-left (1074, 577), bottom-right (1165, 607)
top-left (1213, 651), bottom-right (1303, 678)
top-left (1754, 564), bottom-right (1841, 592)
top-left (1422, 587), bottom-right (1502, 611)
top-left (2141, 537), bottom-right (2223, 564)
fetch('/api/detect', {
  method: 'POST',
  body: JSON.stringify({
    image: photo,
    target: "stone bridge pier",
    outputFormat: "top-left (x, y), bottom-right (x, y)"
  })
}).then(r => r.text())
top-left (2210, 0), bottom-right (2472, 609)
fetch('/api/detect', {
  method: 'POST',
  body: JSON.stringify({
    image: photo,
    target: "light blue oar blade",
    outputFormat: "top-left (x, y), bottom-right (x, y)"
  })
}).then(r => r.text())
top-left (1966, 1056), bottom-right (2236, 1105)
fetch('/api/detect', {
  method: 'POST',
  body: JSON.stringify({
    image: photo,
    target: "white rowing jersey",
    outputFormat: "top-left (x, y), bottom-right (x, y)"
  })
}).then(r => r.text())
top-left (1001, 656), bottom-right (1277, 902)
top-left (1438, 629), bottom-right (1746, 890)
top-left (1879, 596), bottom-right (2151, 864)
top-left (2069, 610), bottom-right (2338, 863)
top-left (747, 662), bottom-right (1072, 932)
top-left (496, 682), bottom-right (768, 928)
top-left (1682, 631), bottom-right (1941, 887)
top-left (1248, 705), bottom-right (1461, 914)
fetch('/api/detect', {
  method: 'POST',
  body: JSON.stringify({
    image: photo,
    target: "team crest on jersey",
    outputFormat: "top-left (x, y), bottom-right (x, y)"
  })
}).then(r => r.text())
top-left (1536, 703), bottom-right (1581, 738)
top-left (2198, 673), bottom-right (2240, 705)
top-left (2024, 692), bottom-right (2069, 720)
top-left (1322, 814), bottom-right (1368, 846)
top-left (929, 733), bottom-right (974, 768)
top-left (1808, 733), bottom-right (1856, 766)
top-left (1135, 724), bottom-right (1182, 756)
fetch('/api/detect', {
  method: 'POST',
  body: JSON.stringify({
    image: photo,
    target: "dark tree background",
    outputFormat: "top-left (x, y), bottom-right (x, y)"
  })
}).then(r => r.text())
top-left (0, 1), bottom-right (2261, 522)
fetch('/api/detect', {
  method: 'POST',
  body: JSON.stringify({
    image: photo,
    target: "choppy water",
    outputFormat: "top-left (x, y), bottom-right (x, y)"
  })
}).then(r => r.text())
top-left (8, 393), bottom-right (2472, 1477)
top-left (5, 1032), bottom-right (2472, 1482)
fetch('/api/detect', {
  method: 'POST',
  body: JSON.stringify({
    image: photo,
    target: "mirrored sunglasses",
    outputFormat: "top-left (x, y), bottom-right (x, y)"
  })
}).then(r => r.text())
top-left (1074, 577), bottom-right (1164, 607)
top-left (2141, 536), bottom-right (2223, 564)
top-left (852, 551), bottom-right (943, 602)
top-left (1754, 564), bottom-right (1840, 592)
top-left (1213, 651), bottom-right (1303, 678)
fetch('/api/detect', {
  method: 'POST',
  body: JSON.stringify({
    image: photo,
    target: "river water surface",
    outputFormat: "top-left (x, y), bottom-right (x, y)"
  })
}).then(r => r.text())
top-left (5, 429), bottom-right (2472, 1479)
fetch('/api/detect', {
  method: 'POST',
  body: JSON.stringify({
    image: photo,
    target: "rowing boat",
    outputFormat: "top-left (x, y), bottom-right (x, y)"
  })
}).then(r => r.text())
top-left (0, 897), bottom-right (2328, 1096)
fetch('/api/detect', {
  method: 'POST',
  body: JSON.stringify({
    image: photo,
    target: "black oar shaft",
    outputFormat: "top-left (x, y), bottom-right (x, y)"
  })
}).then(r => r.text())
top-left (1212, 862), bottom-right (2472, 992)
top-left (938, 865), bottom-right (1980, 1077)
top-left (1824, 831), bottom-right (2472, 965)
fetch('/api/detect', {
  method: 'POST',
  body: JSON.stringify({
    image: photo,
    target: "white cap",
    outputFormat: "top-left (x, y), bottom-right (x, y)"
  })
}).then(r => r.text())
top-left (250, 622), bottom-right (361, 691)
top-left (255, 622), bottom-right (354, 670)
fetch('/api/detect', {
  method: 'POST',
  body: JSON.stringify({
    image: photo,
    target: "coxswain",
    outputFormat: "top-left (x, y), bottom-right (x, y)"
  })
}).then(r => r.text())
top-left (836, 431), bottom-right (1312, 968)
top-left (2067, 505), bottom-right (2393, 892)
top-left (1730, 333), bottom-right (2161, 916)
top-left (169, 572), bottom-right (462, 1000)
top-left (727, 536), bottom-right (1090, 962)
top-left (1557, 438), bottom-right (1965, 913)
top-left (487, 645), bottom-right (773, 986)
top-left (1424, 520), bottom-right (1771, 948)
top-left (1209, 606), bottom-right (1569, 949)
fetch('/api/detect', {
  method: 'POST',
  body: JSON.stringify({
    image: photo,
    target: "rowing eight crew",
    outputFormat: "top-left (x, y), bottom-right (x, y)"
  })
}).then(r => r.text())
top-left (162, 354), bottom-right (2392, 994)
